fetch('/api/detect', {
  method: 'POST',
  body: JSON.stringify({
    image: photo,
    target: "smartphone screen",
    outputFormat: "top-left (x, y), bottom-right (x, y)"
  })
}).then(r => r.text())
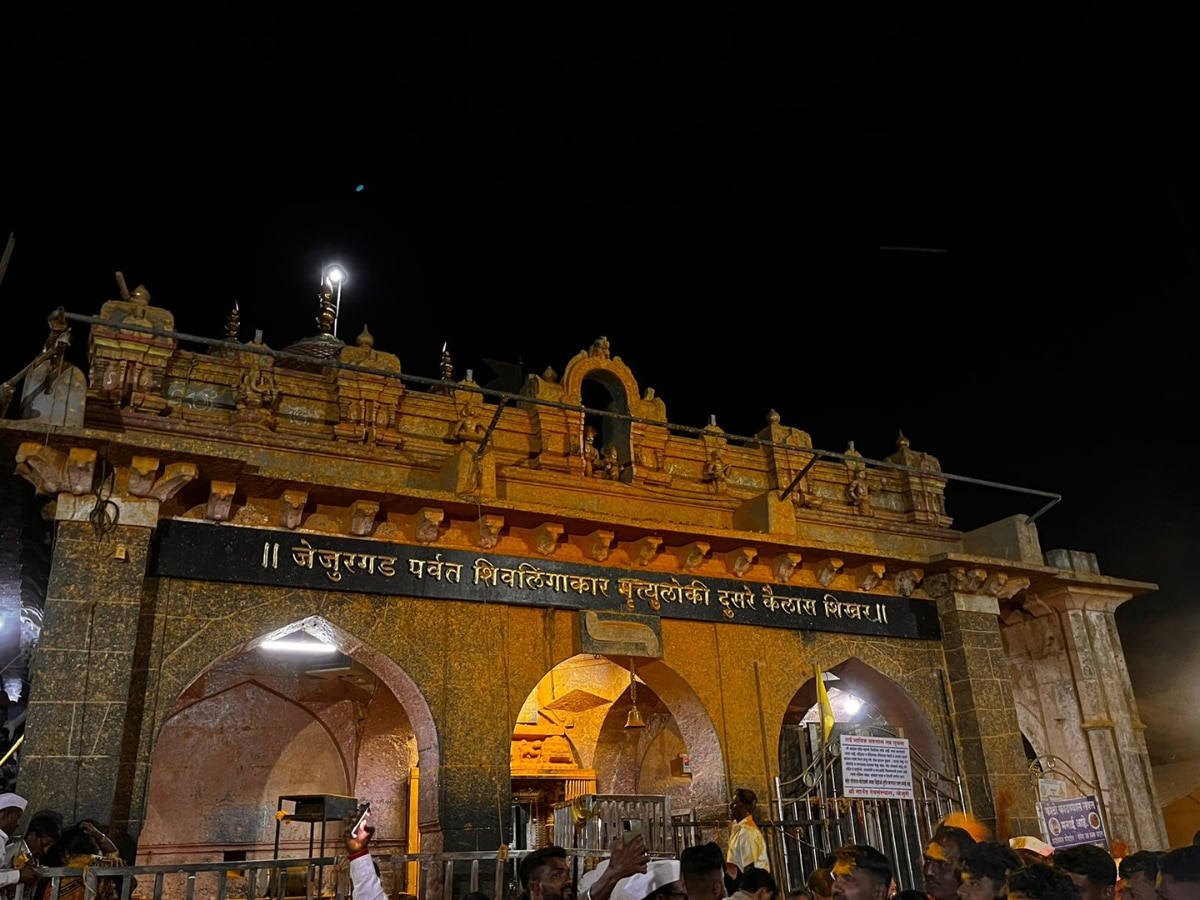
top-left (621, 818), bottom-right (643, 845)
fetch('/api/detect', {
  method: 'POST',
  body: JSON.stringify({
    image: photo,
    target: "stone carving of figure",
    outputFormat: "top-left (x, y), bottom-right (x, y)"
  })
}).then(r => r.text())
top-left (847, 467), bottom-right (871, 513)
top-left (597, 445), bottom-right (621, 480)
top-left (589, 336), bottom-right (611, 359)
top-left (237, 359), bottom-right (276, 410)
top-left (582, 426), bottom-right (600, 476)
top-left (453, 400), bottom-right (487, 442)
top-left (703, 448), bottom-right (732, 492)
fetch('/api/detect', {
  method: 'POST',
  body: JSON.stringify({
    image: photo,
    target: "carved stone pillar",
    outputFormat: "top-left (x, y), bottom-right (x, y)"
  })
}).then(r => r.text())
top-left (19, 520), bottom-right (154, 835)
top-left (13, 444), bottom-right (195, 840)
top-left (929, 572), bottom-right (1039, 836)
top-left (1002, 586), bottom-right (1169, 851)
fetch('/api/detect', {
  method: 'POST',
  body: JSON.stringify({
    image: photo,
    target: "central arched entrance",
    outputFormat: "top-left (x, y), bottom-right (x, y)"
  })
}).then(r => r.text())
top-left (509, 654), bottom-right (724, 851)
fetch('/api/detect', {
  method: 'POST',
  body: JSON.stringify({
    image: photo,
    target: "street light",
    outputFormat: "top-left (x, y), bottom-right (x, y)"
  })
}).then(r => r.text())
top-left (323, 264), bottom-right (346, 337)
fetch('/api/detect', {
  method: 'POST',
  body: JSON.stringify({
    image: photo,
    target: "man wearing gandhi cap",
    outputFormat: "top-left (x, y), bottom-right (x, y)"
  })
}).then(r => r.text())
top-left (0, 793), bottom-right (37, 890)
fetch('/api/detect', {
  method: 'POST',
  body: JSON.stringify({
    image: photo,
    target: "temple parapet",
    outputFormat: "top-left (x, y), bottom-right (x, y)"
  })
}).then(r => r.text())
top-left (44, 285), bottom-right (968, 549)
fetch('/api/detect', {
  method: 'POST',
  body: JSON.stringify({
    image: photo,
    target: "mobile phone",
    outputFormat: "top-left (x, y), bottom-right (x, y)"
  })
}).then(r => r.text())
top-left (348, 801), bottom-right (371, 836)
top-left (621, 818), bottom-right (643, 845)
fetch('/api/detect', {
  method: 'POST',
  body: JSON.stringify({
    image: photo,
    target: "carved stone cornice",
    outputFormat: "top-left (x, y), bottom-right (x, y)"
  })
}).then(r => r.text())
top-left (14, 443), bottom-right (198, 527)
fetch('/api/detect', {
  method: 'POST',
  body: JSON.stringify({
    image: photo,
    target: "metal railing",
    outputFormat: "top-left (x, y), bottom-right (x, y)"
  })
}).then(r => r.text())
top-left (772, 724), bottom-right (964, 894)
top-left (23, 845), bottom-right (648, 900)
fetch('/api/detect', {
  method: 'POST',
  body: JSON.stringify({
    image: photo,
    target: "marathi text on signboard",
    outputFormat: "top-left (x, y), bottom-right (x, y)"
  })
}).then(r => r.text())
top-left (1038, 795), bottom-right (1107, 850)
top-left (840, 734), bottom-right (915, 800)
top-left (152, 519), bottom-right (942, 640)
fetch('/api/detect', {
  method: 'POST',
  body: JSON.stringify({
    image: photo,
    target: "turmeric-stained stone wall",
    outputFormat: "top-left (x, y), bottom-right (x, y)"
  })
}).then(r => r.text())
top-left (20, 521), bottom-right (154, 832)
top-left (18, 520), bottom-right (1032, 855)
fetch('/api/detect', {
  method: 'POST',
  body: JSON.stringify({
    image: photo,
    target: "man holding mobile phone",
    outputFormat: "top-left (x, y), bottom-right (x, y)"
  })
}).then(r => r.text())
top-left (345, 813), bottom-right (386, 900)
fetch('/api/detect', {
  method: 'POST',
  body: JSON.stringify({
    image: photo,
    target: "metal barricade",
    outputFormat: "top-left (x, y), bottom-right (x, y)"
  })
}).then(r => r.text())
top-left (552, 795), bottom-right (674, 854)
top-left (772, 724), bottom-right (964, 893)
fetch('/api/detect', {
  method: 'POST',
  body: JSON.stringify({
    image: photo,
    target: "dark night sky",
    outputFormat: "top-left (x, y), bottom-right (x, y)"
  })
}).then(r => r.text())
top-left (3, 6), bottom-right (1198, 761)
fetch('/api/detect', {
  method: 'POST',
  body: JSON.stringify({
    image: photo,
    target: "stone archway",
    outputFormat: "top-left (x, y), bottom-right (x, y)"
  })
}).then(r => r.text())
top-left (139, 615), bottom-right (439, 861)
top-left (783, 657), bottom-right (944, 771)
top-left (592, 658), bottom-right (726, 820)
top-left (509, 655), bottom-right (726, 846)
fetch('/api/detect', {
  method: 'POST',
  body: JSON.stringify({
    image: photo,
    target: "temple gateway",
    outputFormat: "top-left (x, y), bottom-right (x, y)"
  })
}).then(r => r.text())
top-left (0, 277), bottom-right (1167, 887)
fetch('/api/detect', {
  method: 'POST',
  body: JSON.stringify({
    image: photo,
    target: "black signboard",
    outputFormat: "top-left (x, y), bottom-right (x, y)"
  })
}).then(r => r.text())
top-left (153, 519), bottom-right (941, 640)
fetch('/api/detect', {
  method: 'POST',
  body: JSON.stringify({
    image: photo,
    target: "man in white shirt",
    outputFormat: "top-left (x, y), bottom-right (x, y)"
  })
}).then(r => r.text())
top-left (0, 793), bottom-right (36, 891)
top-left (727, 788), bottom-right (769, 874)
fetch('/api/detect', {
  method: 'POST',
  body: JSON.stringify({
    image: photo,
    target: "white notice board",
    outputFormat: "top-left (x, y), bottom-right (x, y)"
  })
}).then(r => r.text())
top-left (840, 734), bottom-right (915, 800)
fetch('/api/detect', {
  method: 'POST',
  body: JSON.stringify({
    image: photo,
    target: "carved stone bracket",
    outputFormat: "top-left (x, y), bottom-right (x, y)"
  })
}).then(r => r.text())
top-left (415, 508), bottom-right (445, 544)
top-left (280, 491), bottom-right (308, 529)
top-left (207, 481), bottom-right (236, 522)
top-left (585, 530), bottom-right (615, 562)
top-left (15, 443), bottom-right (97, 496)
top-left (633, 536), bottom-right (662, 566)
top-left (725, 547), bottom-right (757, 577)
top-left (995, 574), bottom-right (1031, 600)
top-left (677, 541), bottom-right (710, 570)
top-left (148, 462), bottom-right (198, 501)
top-left (477, 514), bottom-right (504, 550)
top-left (894, 568), bottom-right (924, 598)
top-left (349, 500), bottom-right (380, 536)
top-left (128, 456), bottom-right (160, 497)
top-left (533, 523), bottom-right (564, 556)
top-left (956, 567), bottom-right (988, 593)
top-left (816, 557), bottom-right (844, 587)
top-left (853, 562), bottom-right (885, 592)
top-left (773, 553), bottom-right (802, 583)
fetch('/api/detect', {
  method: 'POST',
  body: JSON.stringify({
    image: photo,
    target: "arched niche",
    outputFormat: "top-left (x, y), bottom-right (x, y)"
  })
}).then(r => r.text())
top-left (510, 655), bottom-right (726, 834)
top-left (580, 371), bottom-right (633, 481)
top-left (782, 657), bottom-right (944, 773)
top-left (143, 615), bottom-right (440, 856)
top-left (593, 658), bottom-right (727, 819)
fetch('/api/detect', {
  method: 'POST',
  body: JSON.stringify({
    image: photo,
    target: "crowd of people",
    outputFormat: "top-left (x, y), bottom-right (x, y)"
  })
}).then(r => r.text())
top-left (0, 792), bottom-right (128, 900)
top-left (339, 794), bottom-right (1200, 900)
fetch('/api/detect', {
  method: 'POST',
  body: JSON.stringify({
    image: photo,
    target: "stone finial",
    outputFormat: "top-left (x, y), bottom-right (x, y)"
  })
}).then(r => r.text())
top-left (280, 490), bottom-right (309, 529)
top-left (315, 285), bottom-right (336, 334)
top-left (349, 500), bottom-right (380, 536)
top-left (773, 553), bottom-right (802, 583)
top-left (533, 523), bottom-right (564, 556)
top-left (585, 530), bottom-right (615, 562)
top-left (853, 562), bottom-right (886, 592)
top-left (226, 301), bottom-right (241, 341)
top-left (207, 481), bottom-right (237, 522)
top-left (477, 514), bottom-right (504, 550)
top-left (816, 557), bottom-right (844, 587)
top-left (678, 541), bottom-right (710, 570)
top-left (357, 324), bottom-right (375, 350)
top-left (725, 547), bottom-right (757, 578)
top-left (766, 409), bottom-right (781, 425)
top-left (894, 568), bottom-right (924, 598)
top-left (633, 536), bottom-right (663, 566)
top-left (415, 508), bottom-right (445, 544)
